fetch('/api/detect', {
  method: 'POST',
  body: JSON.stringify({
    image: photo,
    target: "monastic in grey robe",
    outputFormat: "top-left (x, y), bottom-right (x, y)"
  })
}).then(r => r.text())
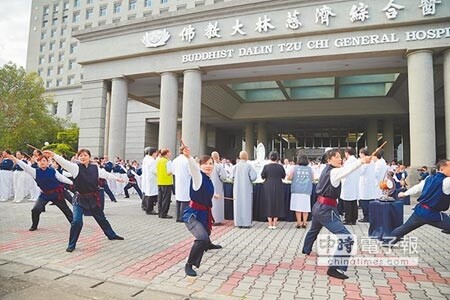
top-left (233, 161), bottom-right (257, 227)
top-left (211, 162), bottom-right (228, 223)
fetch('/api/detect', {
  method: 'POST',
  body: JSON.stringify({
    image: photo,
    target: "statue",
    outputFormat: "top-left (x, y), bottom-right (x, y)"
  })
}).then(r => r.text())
top-left (251, 143), bottom-right (267, 183)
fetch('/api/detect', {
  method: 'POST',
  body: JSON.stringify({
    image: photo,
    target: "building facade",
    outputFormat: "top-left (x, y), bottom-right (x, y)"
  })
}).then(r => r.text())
top-left (27, 0), bottom-right (450, 169)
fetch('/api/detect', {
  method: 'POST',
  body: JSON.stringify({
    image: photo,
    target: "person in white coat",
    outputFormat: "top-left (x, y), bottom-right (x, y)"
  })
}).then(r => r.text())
top-left (172, 146), bottom-right (192, 222)
top-left (358, 148), bottom-right (377, 222)
top-left (340, 147), bottom-right (361, 225)
top-left (374, 149), bottom-right (389, 199)
top-left (233, 151), bottom-right (257, 228)
top-left (210, 151), bottom-right (228, 225)
top-left (141, 147), bottom-right (158, 215)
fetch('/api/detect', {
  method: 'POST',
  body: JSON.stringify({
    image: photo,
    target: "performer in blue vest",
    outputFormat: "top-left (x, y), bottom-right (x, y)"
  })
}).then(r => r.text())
top-left (43, 149), bottom-right (125, 252)
top-left (7, 154), bottom-right (73, 231)
top-left (181, 145), bottom-right (222, 277)
top-left (302, 149), bottom-right (371, 279)
top-left (390, 159), bottom-right (450, 241)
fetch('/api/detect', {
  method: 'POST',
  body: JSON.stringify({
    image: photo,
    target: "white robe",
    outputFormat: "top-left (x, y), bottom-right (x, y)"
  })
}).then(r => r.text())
top-left (211, 162), bottom-right (227, 223)
top-left (0, 170), bottom-right (14, 201)
top-left (374, 158), bottom-right (389, 199)
top-left (340, 155), bottom-right (361, 201)
top-left (141, 155), bottom-right (158, 197)
top-left (233, 161), bottom-right (257, 227)
top-left (359, 161), bottom-right (377, 200)
top-left (172, 155), bottom-right (191, 202)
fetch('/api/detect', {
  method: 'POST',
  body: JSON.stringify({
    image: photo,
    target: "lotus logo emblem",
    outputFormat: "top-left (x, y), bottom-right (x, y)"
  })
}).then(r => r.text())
top-left (141, 29), bottom-right (171, 48)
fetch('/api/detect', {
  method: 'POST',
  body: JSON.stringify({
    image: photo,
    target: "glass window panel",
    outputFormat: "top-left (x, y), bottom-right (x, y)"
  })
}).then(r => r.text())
top-left (339, 83), bottom-right (387, 98)
top-left (290, 86), bottom-right (334, 99)
top-left (245, 89), bottom-right (286, 101)
top-left (339, 74), bottom-right (396, 84)
top-left (283, 77), bottom-right (334, 87)
top-left (230, 81), bottom-right (277, 90)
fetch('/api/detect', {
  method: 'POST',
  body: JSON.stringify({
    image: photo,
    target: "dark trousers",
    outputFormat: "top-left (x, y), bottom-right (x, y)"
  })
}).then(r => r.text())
top-left (343, 200), bottom-right (358, 224)
top-left (103, 183), bottom-right (116, 202)
top-left (185, 215), bottom-right (211, 267)
top-left (142, 195), bottom-right (157, 213)
top-left (158, 185), bottom-right (172, 217)
top-left (303, 202), bottom-right (352, 272)
top-left (68, 203), bottom-right (118, 249)
top-left (337, 198), bottom-right (344, 216)
top-left (359, 199), bottom-right (374, 221)
top-left (176, 201), bottom-right (189, 222)
top-left (31, 197), bottom-right (73, 229)
top-left (124, 182), bottom-right (143, 198)
top-left (390, 212), bottom-right (450, 244)
top-left (63, 189), bottom-right (73, 204)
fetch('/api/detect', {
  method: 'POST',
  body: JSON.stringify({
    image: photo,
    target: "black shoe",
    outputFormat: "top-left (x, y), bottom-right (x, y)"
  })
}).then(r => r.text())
top-left (207, 243), bottom-right (222, 250)
top-left (161, 215), bottom-right (173, 219)
top-left (66, 247), bottom-right (75, 252)
top-left (442, 230), bottom-right (450, 234)
top-left (352, 222), bottom-right (356, 225)
top-left (327, 267), bottom-right (348, 279)
top-left (124, 196), bottom-right (130, 199)
top-left (111, 199), bottom-right (117, 202)
top-left (108, 235), bottom-right (124, 240)
top-left (358, 219), bottom-right (369, 223)
top-left (29, 226), bottom-right (37, 231)
top-left (185, 264), bottom-right (197, 277)
top-left (302, 249), bottom-right (311, 255)
top-left (146, 211), bottom-right (158, 215)
top-left (302, 224), bottom-right (307, 228)
top-left (296, 224), bottom-right (302, 229)
top-left (176, 220), bottom-right (184, 223)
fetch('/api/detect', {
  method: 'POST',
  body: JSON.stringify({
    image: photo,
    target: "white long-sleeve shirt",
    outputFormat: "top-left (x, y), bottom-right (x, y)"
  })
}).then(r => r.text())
top-left (53, 154), bottom-right (118, 181)
top-left (330, 159), bottom-right (363, 188)
top-left (16, 159), bottom-right (73, 185)
top-left (403, 174), bottom-right (450, 196)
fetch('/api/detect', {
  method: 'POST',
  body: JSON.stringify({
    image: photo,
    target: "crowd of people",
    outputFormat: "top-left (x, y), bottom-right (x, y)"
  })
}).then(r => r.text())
top-left (1, 145), bottom-right (448, 280)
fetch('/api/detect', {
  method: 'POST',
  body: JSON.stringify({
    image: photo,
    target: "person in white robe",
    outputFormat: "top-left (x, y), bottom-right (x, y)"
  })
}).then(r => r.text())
top-left (358, 148), bottom-right (377, 222)
top-left (210, 151), bottom-right (228, 224)
top-left (172, 147), bottom-right (191, 222)
top-left (141, 147), bottom-right (158, 214)
top-left (12, 151), bottom-right (31, 203)
top-left (233, 151), bottom-right (257, 228)
top-left (374, 149), bottom-right (389, 199)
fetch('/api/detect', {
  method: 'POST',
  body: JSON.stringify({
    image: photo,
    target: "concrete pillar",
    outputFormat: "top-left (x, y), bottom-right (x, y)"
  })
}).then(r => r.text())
top-left (366, 119), bottom-right (378, 152)
top-left (78, 80), bottom-right (107, 157)
top-left (158, 72), bottom-right (179, 153)
top-left (407, 50), bottom-right (436, 167)
top-left (444, 49), bottom-right (450, 158)
top-left (383, 118), bottom-right (395, 163)
top-left (245, 123), bottom-right (254, 159)
top-left (257, 122), bottom-right (267, 150)
top-left (402, 124), bottom-right (410, 166)
top-left (108, 78), bottom-right (128, 159)
top-left (181, 69), bottom-right (202, 156)
top-left (104, 90), bottom-right (111, 155)
top-left (200, 123), bottom-right (207, 156)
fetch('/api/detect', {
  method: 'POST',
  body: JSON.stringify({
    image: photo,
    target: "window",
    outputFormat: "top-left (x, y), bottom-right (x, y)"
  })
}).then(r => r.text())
top-left (49, 41), bottom-right (55, 50)
top-left (47, 80), bottom-right (53, 88)
top-left (40, 43), bottom-right (45, 52)
top-left (58, 65), bottom-right (64, 74)
top-left (86, 0), bottom-right (93, 4)
top-left (68, 76), bottom-right (75, 85)
top-left (52, 18), bottom-right (58, 25)
top-left (60, 39), bottom-right (65, 48)
top-left (53, 4), bottom-right (59, 12)
top-left (67, 101), bottom-right (73, 114)
top-left (69, 60), bottom-right (76, 69)
top-left (72, 26), bottom-right (79, 32)
top-left (43, 6), bottom-right (49, 15)
top-left (48, 54), bottom-right (54, 63)
top-left (51, 29), bottom-right (56, 37)
top-left (113, 3), bottom-right (121, 14)
top-left (99, 6), bottom-right (107, 16)
top-left (63, 2), bottom-right (69, 10)
top-left (37, 68), bottom-right (43, 76)
top-left (129, 0), bottom-right (136, 10)
top-left (59, 53), bottom-right (65, 62)
top-left (47, 67), bottom-right (53, 76)
top-left (74, 0), bottom-right (80, 8)
top-left (39, 56), bottom-right (45, 64)
top-left (56, 79), bottom-right (63, 87)
top-left (86, 9), bottom-right (93, 19)
top-left (73, 12), bottom-right (80, 22)
top-left (42, 20), bottom-right (48, 27)
top-left (160, 0), bottom-right (168, 4)
top-left (41, 31), bottom-right (47, 39)
top-left (62, 15), bottom-right (68, 23)
top-left (70, 43), bottom-right (78, 54)
top-left (51, 102), bottom-right (57, 114)
top-left (61, 26), bottom-right (67, 35)
top-left (144, 0), bottom-right (152, 7)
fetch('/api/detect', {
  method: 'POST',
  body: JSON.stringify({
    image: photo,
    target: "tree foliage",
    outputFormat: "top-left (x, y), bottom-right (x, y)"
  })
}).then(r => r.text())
top-left (0, 63), bottom-right (66, 152)
top-left (42, 126), bottom-right (79, 158)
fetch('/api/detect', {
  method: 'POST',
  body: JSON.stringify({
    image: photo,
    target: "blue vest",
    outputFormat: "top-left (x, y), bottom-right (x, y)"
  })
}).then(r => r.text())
top-left (104, 161), bottom-right (113, 172)
top-left (73, 163), bottom-right (99, 194)
top-left (291, 165), bottom-right (313, 194)
top-left (316, 164), bottom-right (341, 199)
top-left (414, 172), bottom-right (450, 221)
top-left (0, 159), bottom-right (14, 170)
top-left (35, 167), bottom-right (60, 191)
top-left (13, 160), bottom-right (27, 171)
top-left (190, 172), bottom-right (214, 207)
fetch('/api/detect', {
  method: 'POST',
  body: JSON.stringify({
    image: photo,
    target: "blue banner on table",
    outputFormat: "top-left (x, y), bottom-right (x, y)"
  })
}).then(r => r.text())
top-left (368, 200), bottom-right (404, 241)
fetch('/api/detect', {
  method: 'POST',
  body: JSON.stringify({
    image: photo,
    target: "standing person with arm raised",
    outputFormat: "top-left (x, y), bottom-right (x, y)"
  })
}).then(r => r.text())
top-left (181, 145), bottom-right (222, 277)
top-left (43, 149), bottom-right (125, 252)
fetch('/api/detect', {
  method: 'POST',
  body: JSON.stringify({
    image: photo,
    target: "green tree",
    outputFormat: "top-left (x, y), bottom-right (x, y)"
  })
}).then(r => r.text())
top-left (0, 63), bottom-right (65, 152)
top-left (42, 125), bottom-right (79, 158)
